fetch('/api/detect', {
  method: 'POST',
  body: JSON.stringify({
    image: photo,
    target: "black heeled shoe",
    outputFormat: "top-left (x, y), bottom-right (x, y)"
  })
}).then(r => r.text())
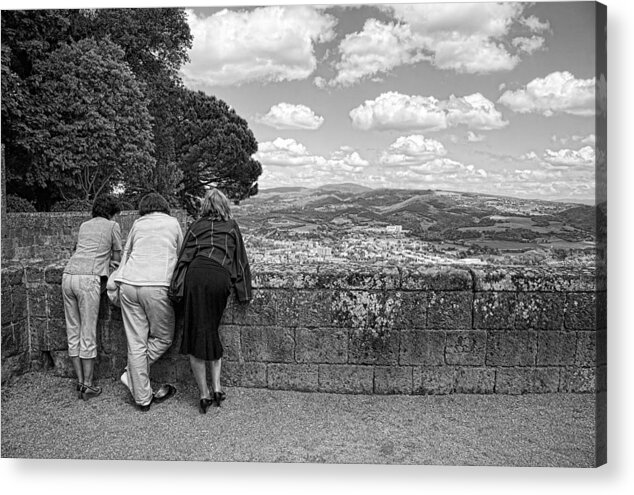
top-left (199, 397), bottom-right (213, 414)
top-left (76, 382), bottom-right (83, 399)
top-left (81, 384), bottom-right (102, 401)
top-left (212, 391), bottom-right (226, 407)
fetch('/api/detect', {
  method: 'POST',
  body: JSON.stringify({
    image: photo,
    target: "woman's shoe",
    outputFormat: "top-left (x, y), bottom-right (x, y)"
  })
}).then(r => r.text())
top-left (81, 384), bottom-right (102, 401)
top-left (76, 382), bottom-right (83, 399)
top-left (199, 397), bottom-right (213, 414)
top-left (212, 391), bottom-right (226, 407)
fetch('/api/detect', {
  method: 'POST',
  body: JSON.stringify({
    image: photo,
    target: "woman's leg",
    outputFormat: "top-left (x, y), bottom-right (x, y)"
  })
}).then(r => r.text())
top-left (210, 358), bottom-right (222, 394)
top-left (77, 275), bottom-right (101, 388)
top-left (62, 274), bottom-right (83, 387)
top-left (189, 355), bottom-right (210, 399)
top-left (81, 358), bottom-right (95, 387)
top-left (120, 284), bottom-right (153, 407)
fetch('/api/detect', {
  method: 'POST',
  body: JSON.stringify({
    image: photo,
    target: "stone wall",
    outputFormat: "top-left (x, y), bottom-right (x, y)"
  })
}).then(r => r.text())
top-left (1, 258), bottom-right (606, 395)
top-left (1, 210), bottom-right (186, 262)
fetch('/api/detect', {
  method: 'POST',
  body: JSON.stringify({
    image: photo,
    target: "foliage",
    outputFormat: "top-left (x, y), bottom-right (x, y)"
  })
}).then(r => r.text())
top-left (171, 88), bottom-right (262, 212)
top-left (21, 37), bottom-right (155, 201)
top-left (5, 194), bottom-right (36, 212)
top-left (50, 198), bottom-right (93, 212)
top-left (1, 9), bottom-right (261, 211)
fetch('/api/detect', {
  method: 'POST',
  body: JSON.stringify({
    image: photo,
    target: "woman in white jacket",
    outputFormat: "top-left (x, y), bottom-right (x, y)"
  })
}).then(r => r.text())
top-left (116, 193), bottom-right (183, 411)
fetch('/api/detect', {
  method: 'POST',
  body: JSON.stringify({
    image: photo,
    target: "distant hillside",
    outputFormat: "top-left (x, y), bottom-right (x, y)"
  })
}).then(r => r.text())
top-left (238, 185), bottom-right (597, 251)
top-left (315, 183), bottom-right (373, 194)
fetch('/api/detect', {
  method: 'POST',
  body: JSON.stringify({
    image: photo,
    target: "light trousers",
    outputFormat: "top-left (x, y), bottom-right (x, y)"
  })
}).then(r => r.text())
top-left (120, 284), bottom-right (175, 406)
top-left (62, 273), bottom-right (101, 359)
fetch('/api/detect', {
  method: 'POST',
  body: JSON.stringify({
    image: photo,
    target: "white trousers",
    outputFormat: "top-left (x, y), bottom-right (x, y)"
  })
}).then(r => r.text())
top-left (120, 284), bottom-right (174, 406)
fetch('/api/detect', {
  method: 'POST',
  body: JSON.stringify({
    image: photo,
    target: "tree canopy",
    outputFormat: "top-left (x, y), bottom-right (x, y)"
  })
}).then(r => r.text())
top-left (1, 8), bottom-right (262, 210)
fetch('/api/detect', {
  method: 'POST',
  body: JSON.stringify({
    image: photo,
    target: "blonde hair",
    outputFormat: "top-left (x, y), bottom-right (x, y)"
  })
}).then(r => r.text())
top-left (200, 188), bottom-right (232, 221)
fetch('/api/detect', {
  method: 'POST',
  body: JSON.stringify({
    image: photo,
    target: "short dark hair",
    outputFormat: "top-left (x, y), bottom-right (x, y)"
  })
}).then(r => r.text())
top-left (92, 195), bottom-right (122, 219)
top-left (138, 192), bottom-right (170, 216)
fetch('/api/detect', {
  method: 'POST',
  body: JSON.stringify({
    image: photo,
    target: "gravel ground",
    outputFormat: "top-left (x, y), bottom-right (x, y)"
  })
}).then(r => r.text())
top-left (1, 372), bottom-right (597, 467)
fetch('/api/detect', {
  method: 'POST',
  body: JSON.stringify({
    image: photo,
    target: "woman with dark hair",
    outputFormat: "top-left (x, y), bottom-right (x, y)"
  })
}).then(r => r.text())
top-left (173, 188), bottom-right (252, 414)
top-left (62, 194), bottom-right (122, 399)
top-left (115, 192), bottom-right (183, 411)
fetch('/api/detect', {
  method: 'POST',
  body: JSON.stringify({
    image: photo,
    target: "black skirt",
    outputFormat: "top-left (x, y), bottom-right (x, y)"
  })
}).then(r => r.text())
top-left (179, 256), bottom-right (232, 361)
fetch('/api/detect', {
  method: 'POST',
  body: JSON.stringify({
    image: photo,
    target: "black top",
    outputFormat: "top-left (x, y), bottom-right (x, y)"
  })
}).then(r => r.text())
top-left (175, 217), bottom-right (252, 302)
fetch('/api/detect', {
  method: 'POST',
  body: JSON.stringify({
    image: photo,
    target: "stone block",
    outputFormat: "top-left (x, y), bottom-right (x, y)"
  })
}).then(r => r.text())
top-left (348, 327), bottom-right (400, 365)
top-left (472, 267), bottom-right (596, 292)
top-left (495, 368), bottom-right (534, 394)
top-left (29, 317), bottom-right (47, 352)
top-left (318, 364), bottom-right (373, 394)
top-left (533, 368), bottom-right (561, 393)
top-left (413, 366), bottom-right (455, 395)
top-left (267, 363), bottom-right (319, 392)
top-left (536, 332), bottom-right (576, 366)
top-left (515, 293), bottom-right (565, 330)
top-left (222, 361), bottom-right (267, 388)
top-left (275, 290), bottom-right (333, 328)
top-left (1, 266), bottom-right (24, 286)
top-left (24, 263), bottom-right (46, 284)
top-left (45, 318), bottom-right (68, 350)
top-left (11, 286), bottom-right (27, 322)
top-left (575, 331), bottom-right (605, 367)
top-left (401, 266), bottom-right (472, 291)
top-left (29, 284), bottom-right (48, 318)
top-left (98, 319), bottom-right (127, 355)
top-left (231, 289), bottom-right (277, 326)
top-left (150, 356), bottom-right (182, 384)
top-left (318, 265), bottom-right (400, 290)
top-left (241, 326), bottom-right (295, 363)
top-left (331, 291), bottom-right (402, 332)
top-left (219, 325), bottom-right (241, 362)
top-left (47, 285), bottom-right (65, 319)
top-left (473, 292), bottom-right (516, 329)
top-left (486, 331), bottom-right (537, 366)
top-left (560, 367), bottom-right (596, 393)
top-left (2, 322), bottom-right (28, 358)
top-left (393, 292), bottom-right (427, 329)
top-left (296, 327), bottom-right (348, 364)
top-left (427, 291), bottom-right (472, 329)
top-left (373, 366), bottom-right (413, 394)
top-left (44, 263), bottom-right (65, 284)
top-left (400, 331), bottom-right (445, 366)
top-left (455, 368), bottom-right (495, 394)
top-left (1, 289), bottom-right (13, 323)
top-left (568, 291), bottom-right (606, 331)
top-left (445, 331), bottom-right (486, 365)
top-left (48, 350), bottom-right (75, 378)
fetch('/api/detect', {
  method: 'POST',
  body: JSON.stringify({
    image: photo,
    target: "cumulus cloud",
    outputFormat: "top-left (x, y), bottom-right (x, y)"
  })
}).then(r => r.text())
top-left (467, 131), bottom-right (485, 142)
top-left (255, 139), bottom-right (369, 171)
top-left (512, 36), bottom-right (545, 54)
top-left (379, 135), bottom-right (447, 166)
top-left (323, 2), bottom-right (550, 85)
top-left (443, 93), bottom-right (508, 130)
top-left (182, 7), bottom-right (336, 87)
top-left (255, 103), bottom-right (324, 130)
top-left (328, 19), bottom-right (427, 87)
top-left (498, 71), bottom-right (596, 116)
top-left (520, 15), bottom-right (551, 33)
top-left (255, 138), bottom-right (327, 167)
top-left (543, 146), bottom-right (595, 167)
top-left (350, 91), bottom-right (507, 132)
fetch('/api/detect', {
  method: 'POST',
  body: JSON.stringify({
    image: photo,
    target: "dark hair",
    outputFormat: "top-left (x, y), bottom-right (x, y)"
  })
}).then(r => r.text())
top-left (138, 192), bottom-right (170, 216)
top-left (92, 195), bottom-right (122, 219)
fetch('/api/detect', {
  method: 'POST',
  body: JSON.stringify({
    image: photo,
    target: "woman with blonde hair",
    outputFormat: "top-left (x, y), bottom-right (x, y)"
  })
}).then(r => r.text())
top-left (173, 188), bottom-right (252, 413)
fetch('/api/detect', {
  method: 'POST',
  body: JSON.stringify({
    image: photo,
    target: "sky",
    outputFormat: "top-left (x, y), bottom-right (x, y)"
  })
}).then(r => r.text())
top-left (178, 2), bottom-right (604, 203)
